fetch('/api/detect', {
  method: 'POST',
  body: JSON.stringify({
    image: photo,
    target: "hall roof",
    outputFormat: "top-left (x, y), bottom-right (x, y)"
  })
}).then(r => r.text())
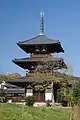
top-left (2, 83), bottom-right (19, 88)
top-left (5, 88), bottom-right (25, 94)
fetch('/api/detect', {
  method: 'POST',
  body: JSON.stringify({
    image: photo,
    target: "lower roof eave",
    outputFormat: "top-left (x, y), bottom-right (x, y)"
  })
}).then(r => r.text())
top-left (5, 77), bottom-right (51, 84)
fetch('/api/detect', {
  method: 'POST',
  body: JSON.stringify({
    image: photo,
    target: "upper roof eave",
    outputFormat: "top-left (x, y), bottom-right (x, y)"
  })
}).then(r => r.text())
top-left (17, 35), bottom-right (60, 46)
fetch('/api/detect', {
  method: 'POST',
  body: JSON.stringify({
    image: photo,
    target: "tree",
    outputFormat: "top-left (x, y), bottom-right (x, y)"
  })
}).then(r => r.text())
top-left (72, 81), bottom-right (80, 105)
top-left (0, 73), bottom-right (21, 80)
top-left (7, 73), bottom-right (21, 79)
top-left (0, 74), bottom-right (8, 80)
top-left (35, 60), bottom-right (67, 105)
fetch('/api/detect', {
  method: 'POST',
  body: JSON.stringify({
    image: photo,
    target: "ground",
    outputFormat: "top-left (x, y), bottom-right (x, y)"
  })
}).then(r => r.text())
top-left (0, 103), bottom-right (69, 120)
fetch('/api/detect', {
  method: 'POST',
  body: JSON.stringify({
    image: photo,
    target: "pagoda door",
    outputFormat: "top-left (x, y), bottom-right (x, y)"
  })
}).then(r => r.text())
top-left (33, 90), bottom-right (45, 102)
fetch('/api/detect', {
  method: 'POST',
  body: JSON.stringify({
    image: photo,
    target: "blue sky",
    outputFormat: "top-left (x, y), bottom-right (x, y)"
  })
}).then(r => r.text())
top-left (0, 0), bottom-right (80, 76)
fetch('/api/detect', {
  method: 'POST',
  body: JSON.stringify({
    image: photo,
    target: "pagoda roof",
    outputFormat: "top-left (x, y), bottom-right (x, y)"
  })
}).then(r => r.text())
top-left (17, 35), bottom-right (64, 53)
top-left (3, 77), bottom-right (51, 88)
top-left (3, 73), bottom-right (80, 85)
top-left (13, 56), bottom-right (63, 62)
top-left (12, 57), bottom-right (66, 70)
top-left (17, 35), bottom-right (59, 45)
top-left (16, 12), bottom-right (64, 53)
top-left (6, 77), bottom-right (51, 84)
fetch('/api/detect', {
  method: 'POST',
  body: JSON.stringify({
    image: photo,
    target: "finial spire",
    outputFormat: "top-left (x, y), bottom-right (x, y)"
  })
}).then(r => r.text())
top-left (39, 11), bottom-right (44, 35)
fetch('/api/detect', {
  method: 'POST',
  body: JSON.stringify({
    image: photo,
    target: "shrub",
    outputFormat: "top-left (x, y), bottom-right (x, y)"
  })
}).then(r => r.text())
top-left (46, 100), bottom-right (51, 107)
top-left (60, 96), bottom-right (68, 106)
top-left (61, 100), bottom-right (68, 107)
top-left (25, 96), bottom-right (35, 107)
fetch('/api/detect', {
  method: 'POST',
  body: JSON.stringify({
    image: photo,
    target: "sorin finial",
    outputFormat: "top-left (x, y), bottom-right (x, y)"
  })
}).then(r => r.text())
top-left (39, 11), bottom-right (44, 35)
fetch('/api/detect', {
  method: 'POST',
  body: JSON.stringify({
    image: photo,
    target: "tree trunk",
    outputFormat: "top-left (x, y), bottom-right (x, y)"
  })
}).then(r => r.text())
top-left (52, 82), bottom-right (54, 106)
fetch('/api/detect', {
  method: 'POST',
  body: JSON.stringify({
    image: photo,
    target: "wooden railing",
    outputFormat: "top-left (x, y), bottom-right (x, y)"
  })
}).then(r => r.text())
top-left (30, 53), bottom-right (52, 58)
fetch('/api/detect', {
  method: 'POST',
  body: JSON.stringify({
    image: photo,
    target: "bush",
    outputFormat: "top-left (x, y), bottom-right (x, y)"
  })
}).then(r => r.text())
top-left (60, 96), bottom-right (68, 107)
top-left (46, 100), bottom-right (51, 107)
top-left (61, 100), bottom-right (68, 107)
top-left (25, 96), bottom-right (35, 107)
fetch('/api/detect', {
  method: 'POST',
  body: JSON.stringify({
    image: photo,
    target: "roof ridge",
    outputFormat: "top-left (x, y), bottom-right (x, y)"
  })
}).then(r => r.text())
top-left (18, 35), bottom-right (40, 43)
top-left (44, 35), bottom-right (59, 42)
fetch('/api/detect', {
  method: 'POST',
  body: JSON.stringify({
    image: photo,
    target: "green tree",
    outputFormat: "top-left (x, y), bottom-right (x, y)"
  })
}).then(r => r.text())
top-left (0, 73), bottom-right (21, 80)
top-left (35, 60), bottom-right (67, 105)
top-left (72, 81), bottom-right (80, 105)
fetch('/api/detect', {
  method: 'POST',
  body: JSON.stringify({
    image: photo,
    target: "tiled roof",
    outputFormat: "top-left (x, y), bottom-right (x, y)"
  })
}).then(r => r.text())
top-left (6, 77), bottom-right (51, 83)
top-left (16, 35), bottom-right (64, 53)
top-left (17, 35), bottom-right (59, 45)
top-left (13, 57), bottom-right (63, 62)
top-left (5, 88), bottom-right (25, 94)
top-left (12, 56), bottom-right (67, 70)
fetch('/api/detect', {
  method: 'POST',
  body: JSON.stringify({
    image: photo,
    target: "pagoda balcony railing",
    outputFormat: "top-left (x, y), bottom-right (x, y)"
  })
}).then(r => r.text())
top-left (30, 53), bottom-right (52, 58)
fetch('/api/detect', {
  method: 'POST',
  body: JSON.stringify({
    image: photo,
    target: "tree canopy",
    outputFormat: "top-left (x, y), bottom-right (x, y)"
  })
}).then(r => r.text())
top-left (0, 73), bottom-right (21, 80)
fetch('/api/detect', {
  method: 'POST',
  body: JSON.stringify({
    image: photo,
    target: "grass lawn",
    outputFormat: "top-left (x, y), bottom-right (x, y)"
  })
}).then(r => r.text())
top-left (0, 103), bottom-right (70, 120)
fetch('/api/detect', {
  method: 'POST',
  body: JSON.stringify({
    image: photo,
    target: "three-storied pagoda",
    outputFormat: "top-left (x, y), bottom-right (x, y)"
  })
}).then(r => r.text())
top-left (8, 12), bottom-right (66, 102)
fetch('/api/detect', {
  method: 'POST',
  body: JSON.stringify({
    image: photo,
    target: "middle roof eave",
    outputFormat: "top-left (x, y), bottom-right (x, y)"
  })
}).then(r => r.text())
top-left (12, 57), bottom-right (63, 62)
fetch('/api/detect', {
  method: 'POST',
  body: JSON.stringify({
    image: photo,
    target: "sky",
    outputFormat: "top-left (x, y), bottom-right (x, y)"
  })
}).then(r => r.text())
top-left (0, 0), bottom-right (80, 76)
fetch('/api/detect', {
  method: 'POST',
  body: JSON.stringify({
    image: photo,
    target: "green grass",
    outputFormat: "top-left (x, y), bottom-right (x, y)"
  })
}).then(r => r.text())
top-left (0, 103), bottom-right (70, 120)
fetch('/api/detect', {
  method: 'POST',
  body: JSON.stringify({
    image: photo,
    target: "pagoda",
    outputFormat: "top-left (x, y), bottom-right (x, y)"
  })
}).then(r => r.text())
top-left (9, 12), bottom-right (66, 102)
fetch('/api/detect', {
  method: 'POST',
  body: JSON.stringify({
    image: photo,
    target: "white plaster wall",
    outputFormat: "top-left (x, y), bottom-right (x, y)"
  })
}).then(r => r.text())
top-left (45, 89), bottom-right (52, 101)
top-left (26, 89), bottom-right (33, 97)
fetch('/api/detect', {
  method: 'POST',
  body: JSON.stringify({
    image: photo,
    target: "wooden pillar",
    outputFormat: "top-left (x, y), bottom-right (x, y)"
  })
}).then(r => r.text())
top-left (24, 86), bottom-right (27, 97)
